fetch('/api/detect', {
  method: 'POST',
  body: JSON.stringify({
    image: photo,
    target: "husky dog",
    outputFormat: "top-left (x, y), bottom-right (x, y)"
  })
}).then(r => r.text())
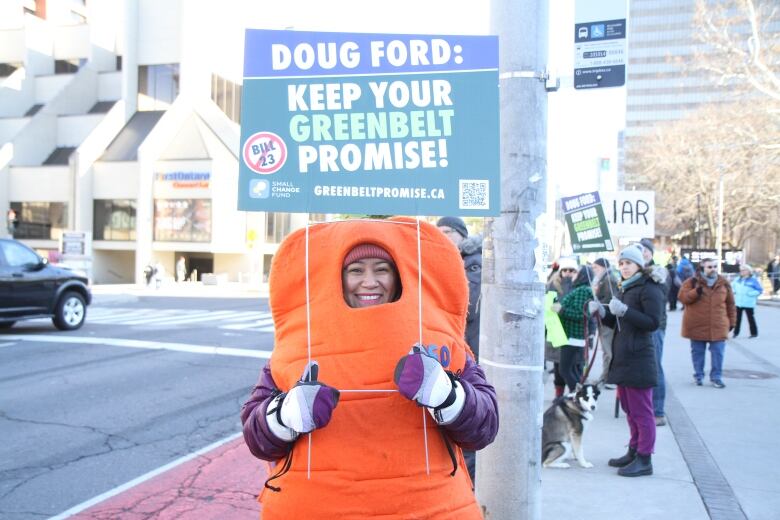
top-left (542, 383), bottom-right (601, 468)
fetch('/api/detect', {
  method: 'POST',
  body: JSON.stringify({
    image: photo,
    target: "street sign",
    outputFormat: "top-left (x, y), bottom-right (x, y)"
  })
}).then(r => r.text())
top-left (601, 191), bottom-right (655, 238)
top-left (561, 192), bottom-right (613, 253)
top-left (574, 0), bottom-right (627, 89)
top-left (238, 30), bottom-right (499, 216)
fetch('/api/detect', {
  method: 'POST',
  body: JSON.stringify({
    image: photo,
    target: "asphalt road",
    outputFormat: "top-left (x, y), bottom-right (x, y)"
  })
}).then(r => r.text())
top-left (0, 293), bottom-right (273, 519)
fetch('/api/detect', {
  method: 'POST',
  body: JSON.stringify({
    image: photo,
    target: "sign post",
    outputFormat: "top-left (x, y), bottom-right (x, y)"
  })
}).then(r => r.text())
top-left (238, 30), bottom-right (500, 216)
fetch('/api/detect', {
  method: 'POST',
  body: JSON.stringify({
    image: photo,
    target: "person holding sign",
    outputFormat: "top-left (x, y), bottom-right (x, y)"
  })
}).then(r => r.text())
top-left (241, 218), bottom-right (498, 519)
top-left (589, 245), bottom-right (664, 477)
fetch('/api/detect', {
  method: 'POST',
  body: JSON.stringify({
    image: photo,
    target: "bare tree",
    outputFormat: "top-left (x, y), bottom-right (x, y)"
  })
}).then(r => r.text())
top-left (627, 0), bottom-right (780, 248)
top-left (694, 0), bottom-right (780, 102)
top-left (628, 102), bottom-right (780, 248)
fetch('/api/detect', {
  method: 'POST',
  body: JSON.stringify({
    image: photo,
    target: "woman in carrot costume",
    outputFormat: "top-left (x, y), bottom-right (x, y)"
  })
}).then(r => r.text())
top-left (241, 218), bottom-right (498, 519)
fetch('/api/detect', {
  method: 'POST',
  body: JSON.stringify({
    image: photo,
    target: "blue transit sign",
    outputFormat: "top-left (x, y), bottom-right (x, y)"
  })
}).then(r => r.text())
top-left (238, 30), bottom-right (499, 216)
top-left (574, 0), bottom-right (627, 90)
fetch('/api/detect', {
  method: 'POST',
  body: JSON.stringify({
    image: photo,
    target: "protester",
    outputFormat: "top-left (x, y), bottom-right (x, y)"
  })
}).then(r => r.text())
top-left (677, 254), bottom-right (695, 283)
top-left (436, 217), bottom-right (482, 357)
top-left (241, 218), bottom-right (498, 518)
top-left (638, 238), bottom-right (671, 426)
top-left (554, 266), bottom-right (594, 392)
top-left (767, 254), bottom-right (780, 295)
top-left (589, 245), bottom-right (663, 477)
top-left (436, 216), bottom-right (482, 482)
top-left (666, 255), bottom-right (680, 311)
top-left (591, 258), bottom-right (618, 387)
top-left (547, 257), bottom-right (579, 398)
top-left (732, 265), bottom-right (762, 338)
top-left (678, 258), bottom-right (736, 388)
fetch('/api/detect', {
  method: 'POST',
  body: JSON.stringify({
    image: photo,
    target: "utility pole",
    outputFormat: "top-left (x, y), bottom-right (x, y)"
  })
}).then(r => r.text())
top-left (476, 0), bottom-right (547, 518)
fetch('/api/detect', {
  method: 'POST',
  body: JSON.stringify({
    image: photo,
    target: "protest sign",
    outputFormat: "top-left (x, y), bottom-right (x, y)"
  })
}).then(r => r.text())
top-left (561, 191), bottom-right (613, 252)
top-left (601, 191), bottom-right (655, 238)
top-left (238, 30), bottom-right (499, 216)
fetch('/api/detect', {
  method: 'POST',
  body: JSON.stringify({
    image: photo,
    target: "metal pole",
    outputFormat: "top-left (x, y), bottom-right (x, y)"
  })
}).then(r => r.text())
top-left (717, 170), bottom-right (724, 269)
top-left (476, 1), bottom-right (547, 518)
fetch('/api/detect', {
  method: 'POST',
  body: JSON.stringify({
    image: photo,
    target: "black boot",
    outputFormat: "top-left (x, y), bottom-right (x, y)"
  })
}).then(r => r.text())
top-left (618, 453), bottom-right (653, 477)
top-left (608, 447), bottom-right (636, 468)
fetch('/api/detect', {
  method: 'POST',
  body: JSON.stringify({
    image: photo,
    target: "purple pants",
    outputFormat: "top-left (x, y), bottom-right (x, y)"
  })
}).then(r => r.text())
top-left (617, 386), bottom-right (656, 455)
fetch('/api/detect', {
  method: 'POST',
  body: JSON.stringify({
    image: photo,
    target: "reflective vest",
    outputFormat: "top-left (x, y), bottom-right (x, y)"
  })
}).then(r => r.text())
top-left (262, 217), bottom-right (481, 519)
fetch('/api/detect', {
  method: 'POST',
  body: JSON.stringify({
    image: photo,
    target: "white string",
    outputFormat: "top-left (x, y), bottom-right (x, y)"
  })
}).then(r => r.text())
top-left (415, 217), bottom-right (430, 476)
top-left (305, 215), bottom-right (312, 479)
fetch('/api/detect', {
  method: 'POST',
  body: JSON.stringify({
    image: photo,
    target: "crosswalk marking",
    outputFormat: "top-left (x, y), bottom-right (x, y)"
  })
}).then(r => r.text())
top-left (22, 307), bottom-right (276, 332)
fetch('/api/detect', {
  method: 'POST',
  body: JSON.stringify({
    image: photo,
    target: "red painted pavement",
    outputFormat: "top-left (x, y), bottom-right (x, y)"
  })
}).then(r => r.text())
top-left (73, 438), bottom-right (267, 519)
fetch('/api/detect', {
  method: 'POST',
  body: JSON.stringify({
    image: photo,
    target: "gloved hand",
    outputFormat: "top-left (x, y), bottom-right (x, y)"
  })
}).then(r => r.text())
top-left (268, 361), bottom-right (340, 440)
top-left (588, 300), bottom-right (605, 318)
top-left (394, 344), bottom-right (456, 409)
top-left (551, 302), bottom-right (562, 313)
top-left (608, 297), bottom-right (628, 317)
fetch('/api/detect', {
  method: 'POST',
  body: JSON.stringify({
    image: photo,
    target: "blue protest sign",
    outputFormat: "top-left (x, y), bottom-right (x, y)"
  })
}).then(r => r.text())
top-left (238, 30), bottom-right (499, 216)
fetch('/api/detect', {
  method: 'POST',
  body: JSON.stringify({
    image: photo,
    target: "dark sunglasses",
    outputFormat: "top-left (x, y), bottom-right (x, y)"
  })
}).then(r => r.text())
top-left (561, 268), bottom-right (577, 273)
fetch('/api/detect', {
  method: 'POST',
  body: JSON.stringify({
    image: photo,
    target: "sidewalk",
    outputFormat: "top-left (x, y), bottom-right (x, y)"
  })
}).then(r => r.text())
top-left (541, 305), bottom-right (780, 519)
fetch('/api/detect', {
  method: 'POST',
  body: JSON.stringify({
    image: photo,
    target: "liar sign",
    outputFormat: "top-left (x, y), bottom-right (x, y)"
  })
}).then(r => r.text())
top-left (601, 191), bottom-right (655, 238)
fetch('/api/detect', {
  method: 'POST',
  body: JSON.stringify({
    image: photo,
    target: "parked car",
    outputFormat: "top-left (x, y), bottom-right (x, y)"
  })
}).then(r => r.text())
top-left (0, 238), bottom-right (91, 330)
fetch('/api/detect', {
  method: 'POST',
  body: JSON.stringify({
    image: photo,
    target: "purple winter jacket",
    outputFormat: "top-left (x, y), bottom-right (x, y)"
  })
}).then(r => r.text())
top-left (241, 356), bottom-right (499, 461)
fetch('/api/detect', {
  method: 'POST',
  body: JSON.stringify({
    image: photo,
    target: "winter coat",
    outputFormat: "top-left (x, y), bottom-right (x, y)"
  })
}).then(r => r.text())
top-left (679, 274), bottom-right (737, 341)
top-left (240, 218), bottom-right (497, 520)
top-left (647, 263), bottom-right (670, 330)
top-left (732, 275), bottom-right (762, 308)
top-left (602, 272), bottom-right (664, 388)
top-left (459, 234), bottom-right (482, 357)
top-left (559, 284), bottom-right (594, 346)
top-left (593, 270), bottom-right (618, 304)
top-left (677, 258), bottom-right (695, 281)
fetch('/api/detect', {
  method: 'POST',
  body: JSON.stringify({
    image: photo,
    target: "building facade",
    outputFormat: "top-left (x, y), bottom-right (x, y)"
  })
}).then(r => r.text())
top-left (0, 0), bottom-right (310, 285)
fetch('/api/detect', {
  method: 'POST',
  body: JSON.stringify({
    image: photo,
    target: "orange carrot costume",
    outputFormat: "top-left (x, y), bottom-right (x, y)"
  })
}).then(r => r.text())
top-left (259, 217), bottom-right (483, 519)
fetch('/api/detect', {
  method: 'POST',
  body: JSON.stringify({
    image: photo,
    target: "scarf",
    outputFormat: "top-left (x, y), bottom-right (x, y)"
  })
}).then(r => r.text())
top-left (704, 273), bottom-right (718, 287)
top-left (620, 272), bottom-right (643, 291)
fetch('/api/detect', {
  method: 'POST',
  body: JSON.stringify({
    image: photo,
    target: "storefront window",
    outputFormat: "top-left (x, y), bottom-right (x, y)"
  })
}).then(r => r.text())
top-left (154, 199), bottom-right (211, 242)
top-left (9, 202), bottom-right (67, 240)
top-left (93, 200), bottom-right (136, 240)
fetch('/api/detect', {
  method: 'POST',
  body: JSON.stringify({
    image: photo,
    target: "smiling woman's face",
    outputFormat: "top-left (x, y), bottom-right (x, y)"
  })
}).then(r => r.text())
top-left (342, 258), bottom-right (399, 308)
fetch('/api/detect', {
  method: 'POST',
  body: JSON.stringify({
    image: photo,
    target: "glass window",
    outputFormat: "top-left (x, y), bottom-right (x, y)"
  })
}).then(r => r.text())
top-left (138, 64), bottom-right (180, 111)
top-left (210, 73), bottom-right (241, 124)
top-left (0, 240), bottom-right (40, 268)
top-left (10, 202), bottom-right (67, 240)
top-left (154, 199), bottom-right (211, 242)
top-left (265, 212), bottom-right (291, 243)
top-left (93, 200), bottom-right (136, 241)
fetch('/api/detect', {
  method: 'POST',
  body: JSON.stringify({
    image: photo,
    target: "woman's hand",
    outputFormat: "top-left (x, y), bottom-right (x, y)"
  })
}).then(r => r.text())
top-left (268, 361), bottom-right (340, 439)
top-left (608, 297), bottom-right (628, 317)
top-left (394, 345), bottom-right (465, 424)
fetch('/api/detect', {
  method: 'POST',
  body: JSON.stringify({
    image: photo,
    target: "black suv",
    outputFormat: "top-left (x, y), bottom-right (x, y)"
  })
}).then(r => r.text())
top-left (0, 238), bottom-right (91, 330)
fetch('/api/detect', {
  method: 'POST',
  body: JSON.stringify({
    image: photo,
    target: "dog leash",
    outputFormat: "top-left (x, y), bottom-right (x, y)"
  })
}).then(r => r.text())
top-left (579, 301), bottom-right (602, 384)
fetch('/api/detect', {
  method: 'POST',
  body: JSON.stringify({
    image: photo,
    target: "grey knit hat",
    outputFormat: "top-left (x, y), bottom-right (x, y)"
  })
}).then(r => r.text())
top-left (618, 245), bottom-right (644, 268)
top-left (436, 216), bottom-right (468, 238)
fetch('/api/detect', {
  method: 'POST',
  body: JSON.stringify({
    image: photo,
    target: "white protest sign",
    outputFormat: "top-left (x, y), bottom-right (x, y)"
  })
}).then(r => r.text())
top-left (601, 191), bottom-right (655, 238)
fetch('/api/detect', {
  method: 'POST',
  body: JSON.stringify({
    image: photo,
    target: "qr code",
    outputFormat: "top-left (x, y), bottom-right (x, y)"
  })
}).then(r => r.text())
top-left (459, 180), bottom-right (489, 210)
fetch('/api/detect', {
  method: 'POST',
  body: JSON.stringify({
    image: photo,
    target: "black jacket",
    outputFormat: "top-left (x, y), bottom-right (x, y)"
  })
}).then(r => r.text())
top-left (603, 272), bottom-right (664, 388)
top-left (460, 235), bottom-right (482, 357)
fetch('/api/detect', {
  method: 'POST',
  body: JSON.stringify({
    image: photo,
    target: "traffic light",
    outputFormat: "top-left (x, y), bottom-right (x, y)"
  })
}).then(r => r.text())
top-left (6, 208), bottom-right (17, 235)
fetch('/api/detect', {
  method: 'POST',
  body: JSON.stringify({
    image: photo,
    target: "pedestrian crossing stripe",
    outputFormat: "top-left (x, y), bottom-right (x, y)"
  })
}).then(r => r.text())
top-left (24, 307), bottom-right (276, 332)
